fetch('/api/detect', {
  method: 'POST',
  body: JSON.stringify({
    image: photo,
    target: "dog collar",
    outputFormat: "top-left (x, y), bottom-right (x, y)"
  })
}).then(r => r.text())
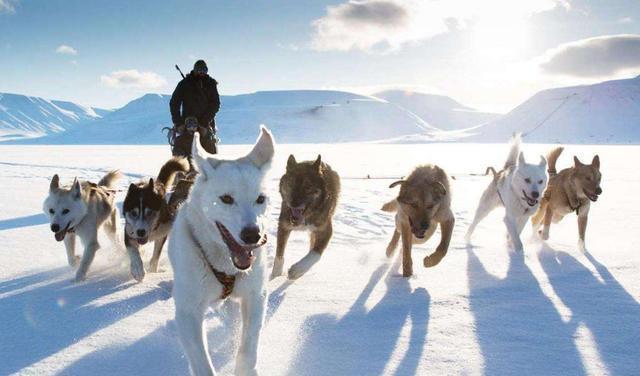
top-left (187, 222), bottom-right (236, 300)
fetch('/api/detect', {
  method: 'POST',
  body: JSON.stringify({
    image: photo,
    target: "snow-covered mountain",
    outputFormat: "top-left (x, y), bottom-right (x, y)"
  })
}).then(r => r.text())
top-left (9, 90), bottom-right (439, 144)
top-left (0, 93), bottom-right (106, 141)
top-left (465, 76), bottom-right (640, 143)
top-left (373, 90), bottom-right (500, 131)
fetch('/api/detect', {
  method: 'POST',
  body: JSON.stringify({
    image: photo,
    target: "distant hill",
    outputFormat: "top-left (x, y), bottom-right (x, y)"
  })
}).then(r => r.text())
top-left (373, 90), bottom-right (500, 131)
top-left (7, 90), bottom-right (440, 144)
top-left (465, 76), bottom-right (640, 143)
top-left (0, 93), bottom-right (105, 141)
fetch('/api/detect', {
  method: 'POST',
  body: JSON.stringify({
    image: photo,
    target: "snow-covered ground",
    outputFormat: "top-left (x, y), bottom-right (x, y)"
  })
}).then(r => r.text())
top-left (1, 142), bottom-right (638, 375)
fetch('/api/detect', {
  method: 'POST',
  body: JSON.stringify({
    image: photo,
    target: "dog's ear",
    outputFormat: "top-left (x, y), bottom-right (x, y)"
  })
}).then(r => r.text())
top-left (538, 155), bottom-right (547, 168)
top-left (573, 156), bottom-right (583, 167)
top-left (245, 125), bottom-right (275, 169)
top-left (518, 151), bottom-right (526, 166)
top-left (592, 155), bottom-right (600, 169)
top-left (313, 155), bottom-right (323, 174)
top-left (431, 182), bottom-right (447, 198)
top-left (50, 174), bottom-right (60, 191)
top-left (128, 183), bottom-right (138, 192)
top-left (389, 180), bottom-right (405, 188)
top-left (72, 178), bottom-right (82, 200)
top-left (286, 154), bottom-right (297, 171)
top-left (191, 133), bottom-right (217, 180)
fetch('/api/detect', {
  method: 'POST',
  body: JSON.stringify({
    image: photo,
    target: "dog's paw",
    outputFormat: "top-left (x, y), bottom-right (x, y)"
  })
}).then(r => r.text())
top-left (287, 265), bottom-right (305, 280)
top-left (74, 271), bottom-right (87, 282)
top-left (423, 256), bottom-right (438, 268)
top-left (386, 246), bottom-right (397, 258)
top-left (235, 366), bottom-right (258, 376)
top-left (288, 252), bottom-right (320, 280)
top-left (148, 260), bottom-right (159, 273)
top-left (130, 260), bottom-right (146, 282)
top-left (578, 239), bottom-right (586, 252)
top-left (270, 257), bottom-right (284, 279)
top-left (68, 255), bottom-right (81, 268)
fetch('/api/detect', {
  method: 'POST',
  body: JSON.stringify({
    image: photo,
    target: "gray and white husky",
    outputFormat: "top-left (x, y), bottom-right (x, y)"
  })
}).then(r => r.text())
top-left (169, 127), bottom-right (274, 376)
top-left (465, 135), bottom-right (548, 252)
top-left (43, 171), bottom-right (123, 281)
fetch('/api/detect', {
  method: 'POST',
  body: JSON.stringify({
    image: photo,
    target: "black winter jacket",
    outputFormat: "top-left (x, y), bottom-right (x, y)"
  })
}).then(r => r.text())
top-left (169, 72), bottom-right (220, 127)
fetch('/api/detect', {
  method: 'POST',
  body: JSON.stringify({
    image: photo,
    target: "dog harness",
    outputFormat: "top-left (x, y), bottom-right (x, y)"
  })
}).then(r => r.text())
top-left (187, 224), bottom-right (236, 300)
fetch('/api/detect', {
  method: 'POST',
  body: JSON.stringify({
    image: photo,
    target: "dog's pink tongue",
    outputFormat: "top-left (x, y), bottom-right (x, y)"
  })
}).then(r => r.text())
top-left (233, 249), bottom-right (255, 270)
top-left (290, 207), bottom-right (304, 221)
top-left (54, 231), bottom-right (66, 242)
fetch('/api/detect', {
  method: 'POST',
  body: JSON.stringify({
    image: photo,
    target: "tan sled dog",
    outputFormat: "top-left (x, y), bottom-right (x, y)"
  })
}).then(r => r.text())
top-left (532, 147), bottom-right (602, 251)
top-left (382, 165), bottom-right (455, 277)
top-left (271, 155), bottom-right (340, 280)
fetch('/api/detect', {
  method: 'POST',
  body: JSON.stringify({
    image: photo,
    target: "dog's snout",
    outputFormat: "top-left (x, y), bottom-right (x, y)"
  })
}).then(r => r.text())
top-left (136, 229), bottom-right (146, 237)
top-left (421, 221), bottom-right (430, 231)
top-left (531, 191), bottom-right (539, 199)
top-left (595, 187), bottom-right (602, 195)
top-left (51, 224), bottom-right (60, 232)
top-left (240, 226), bottom-right (261, 245)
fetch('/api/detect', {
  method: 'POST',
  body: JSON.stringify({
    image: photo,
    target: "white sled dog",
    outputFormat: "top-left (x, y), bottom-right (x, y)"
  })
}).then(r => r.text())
top-left (169, 127), bottom-right (275, 376)
top-left (43, 171), bottom-right (123, 281)
top-left (465, 135), bottom-right (548, 252)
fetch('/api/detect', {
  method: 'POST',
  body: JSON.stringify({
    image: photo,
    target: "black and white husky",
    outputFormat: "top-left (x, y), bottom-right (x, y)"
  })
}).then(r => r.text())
top-left (122, 157), bottom-right (191, 281)
top-left (43, 171), bottom-right (122, 281)
top-left (169, 127), bottom-right (275, 375)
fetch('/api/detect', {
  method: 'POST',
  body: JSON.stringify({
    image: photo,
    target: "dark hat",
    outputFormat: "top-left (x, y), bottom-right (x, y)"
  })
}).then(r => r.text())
top-left (193, 60), bottom-right (208, 73)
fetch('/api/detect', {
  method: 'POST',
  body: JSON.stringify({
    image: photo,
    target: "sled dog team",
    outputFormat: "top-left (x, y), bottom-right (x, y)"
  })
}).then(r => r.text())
top-left (42, 128), bottom-right (602, 375)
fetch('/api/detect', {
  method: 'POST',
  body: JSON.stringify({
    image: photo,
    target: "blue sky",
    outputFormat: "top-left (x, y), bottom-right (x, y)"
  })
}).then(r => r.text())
top-left (1, 0), bottom-right (639, 112)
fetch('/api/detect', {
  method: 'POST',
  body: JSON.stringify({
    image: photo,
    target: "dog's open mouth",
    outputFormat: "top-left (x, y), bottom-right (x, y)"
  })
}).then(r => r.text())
top-left (135, 236), bottom-right (149, 245)
top-left (54, 222), bottom-right (74, 242)
top-left (215, 221), bottom-right (267, 270)
top-left (521, 190), bottom-right (538, 207)
top-left (289, 205), bottom-right (306, 224)
top-left (408, 217), bottom-right (426, 239)
top-left (584, 189), bottom-right (599, 202)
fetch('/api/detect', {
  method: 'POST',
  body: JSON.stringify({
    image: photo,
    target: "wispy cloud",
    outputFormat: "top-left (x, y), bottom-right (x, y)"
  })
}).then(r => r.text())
top-left (0, 0), bottom-right (18, 14)
top-left (310, 0), bottom-right (569, 53)
top-left (100, 69), bottom-right (168, 89)
top-left (539, 34), bottom-right (640, 77)
top-left (55, 44), bottom-right (78, 56)
top-left (617, 17), bottom-right (633, 24)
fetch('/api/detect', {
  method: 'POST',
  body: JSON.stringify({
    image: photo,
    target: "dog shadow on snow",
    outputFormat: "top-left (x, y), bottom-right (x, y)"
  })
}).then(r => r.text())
top-left (287, 258), bottom-right (430, 376)
top-left (466, 245), bottom-right (587, 375)
top-left (537, 246), bottom-right (640, 375)
top-left (467, 243), bottom-right (640, 375)
top-left (0, 266), bottom-right (167, 375)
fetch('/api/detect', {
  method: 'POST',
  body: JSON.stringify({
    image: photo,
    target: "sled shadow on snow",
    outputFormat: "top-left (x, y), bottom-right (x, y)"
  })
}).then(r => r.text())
top-left (537, 247), bottom-right (640, 375)
top-left (0, 267), bottom-right (166, 375)
top-left (287, 258), bottom-right (430, 376)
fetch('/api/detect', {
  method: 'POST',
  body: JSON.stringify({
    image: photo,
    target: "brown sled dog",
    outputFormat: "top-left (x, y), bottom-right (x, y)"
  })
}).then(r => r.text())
top-left (382, 165), bottom-right (455, 277)
top-left (123, 157), bottom-right (192, 281)
top-left (271, 155), bottom-right (340, 280)
top-left (531, 148), bottom-right (602, 251)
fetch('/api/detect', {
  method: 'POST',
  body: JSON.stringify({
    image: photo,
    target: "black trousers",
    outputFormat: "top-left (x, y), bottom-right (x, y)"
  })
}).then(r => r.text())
top-left (172, 125), bottom-right (217, 157)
